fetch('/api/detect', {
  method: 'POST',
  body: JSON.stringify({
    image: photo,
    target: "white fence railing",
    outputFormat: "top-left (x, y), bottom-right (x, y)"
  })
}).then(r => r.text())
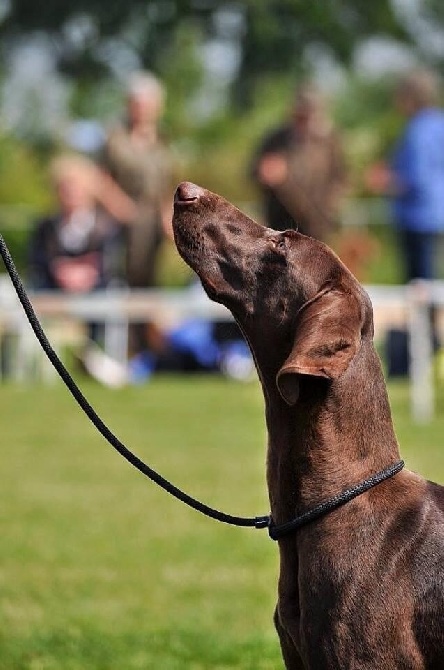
top-left (0, 276), bottom-right (443, 422)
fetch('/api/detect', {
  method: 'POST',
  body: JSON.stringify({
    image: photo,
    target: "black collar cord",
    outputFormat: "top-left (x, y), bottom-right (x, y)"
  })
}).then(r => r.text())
top-left (268, 459), bottom-right (404, 540)
top-left (0, 235), bottom-right (404, 539)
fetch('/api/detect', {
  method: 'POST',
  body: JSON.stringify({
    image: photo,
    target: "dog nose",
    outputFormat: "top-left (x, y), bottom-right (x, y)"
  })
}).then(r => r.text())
top-left (174, 182), bottom-right (204, 204)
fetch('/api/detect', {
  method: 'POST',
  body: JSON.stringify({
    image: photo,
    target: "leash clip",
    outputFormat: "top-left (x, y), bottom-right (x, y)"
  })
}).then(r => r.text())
top-left (254, 515), bottom-right (271, 530)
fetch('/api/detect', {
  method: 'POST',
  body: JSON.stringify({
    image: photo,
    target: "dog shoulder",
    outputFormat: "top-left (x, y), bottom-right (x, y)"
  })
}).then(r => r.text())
top-left (425, 479), bottom-right (444, 515)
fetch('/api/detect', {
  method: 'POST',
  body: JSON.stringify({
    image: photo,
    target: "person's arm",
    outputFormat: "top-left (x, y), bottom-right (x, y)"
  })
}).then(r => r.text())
top-left (95, 169), bottom-right (138, 225)
top-left (250, 127), bottom-right (290, 188)
top-left (365, 152), bottom-right (410, 198)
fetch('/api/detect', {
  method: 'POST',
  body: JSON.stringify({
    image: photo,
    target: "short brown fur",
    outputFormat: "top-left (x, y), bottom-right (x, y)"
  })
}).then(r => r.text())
top-left (172, 182), bottom-right (444, 670)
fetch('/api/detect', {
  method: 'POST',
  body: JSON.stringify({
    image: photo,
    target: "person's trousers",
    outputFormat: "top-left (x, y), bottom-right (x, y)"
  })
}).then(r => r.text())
top-left (398, 229), bottom-right (439, 281)
top-left (398, 228), bottom-right (441, 349)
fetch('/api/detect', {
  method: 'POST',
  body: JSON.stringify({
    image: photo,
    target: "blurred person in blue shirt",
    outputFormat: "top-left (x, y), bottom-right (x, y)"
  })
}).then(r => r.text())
top-left (366, 68), bottom-right (444, 371)
top-left (367, 68), bottom-right (444, 282)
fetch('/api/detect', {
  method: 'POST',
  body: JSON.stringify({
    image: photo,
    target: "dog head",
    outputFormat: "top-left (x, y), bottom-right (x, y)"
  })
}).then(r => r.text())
top-left (173, 182), bottom-right (373, 405)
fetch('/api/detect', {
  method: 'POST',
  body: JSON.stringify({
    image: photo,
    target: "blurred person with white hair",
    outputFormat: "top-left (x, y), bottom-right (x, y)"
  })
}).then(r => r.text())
top-left (101, 71), bottom-right (173, 289)
top-left (27, 154), bottom-right (130, 386)
top-left (101, 71), bottom-right (174, 363)
top-left (28, 154), bottom-right (125, 295)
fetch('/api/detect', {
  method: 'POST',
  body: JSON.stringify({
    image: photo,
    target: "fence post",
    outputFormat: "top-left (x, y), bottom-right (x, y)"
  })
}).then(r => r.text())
top-left (103, 287), bottom-right (129, 366)
top-left (408, 281), bottom-right (434, 422)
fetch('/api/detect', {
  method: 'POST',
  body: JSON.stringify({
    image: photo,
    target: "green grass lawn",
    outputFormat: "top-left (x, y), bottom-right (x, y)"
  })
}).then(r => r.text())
top-left (1, 374), bottom-right (443, 669)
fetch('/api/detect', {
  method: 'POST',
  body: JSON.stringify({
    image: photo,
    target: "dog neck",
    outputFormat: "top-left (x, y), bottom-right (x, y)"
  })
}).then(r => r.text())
top-left (261, 340), bottom-right (401, 526)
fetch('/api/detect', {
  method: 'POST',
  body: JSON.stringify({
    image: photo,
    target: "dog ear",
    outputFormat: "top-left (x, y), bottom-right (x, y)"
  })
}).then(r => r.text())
top-left (276, 288), bottom-right (363, 405)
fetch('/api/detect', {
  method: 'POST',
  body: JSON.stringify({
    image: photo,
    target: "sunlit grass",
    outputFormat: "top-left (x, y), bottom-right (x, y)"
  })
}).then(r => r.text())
top-left (0, 374), bottom-right (443, 668)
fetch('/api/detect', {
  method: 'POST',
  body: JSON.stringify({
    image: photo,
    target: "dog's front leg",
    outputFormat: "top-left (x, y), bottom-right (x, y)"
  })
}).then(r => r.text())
top-left (274, 605), bottom-right (305, 669)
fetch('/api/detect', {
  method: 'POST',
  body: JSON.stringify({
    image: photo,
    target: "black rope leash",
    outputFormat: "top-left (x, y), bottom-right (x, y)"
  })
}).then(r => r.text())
top-left (268, 459), bottom-right (404, 540)
top-left (0, 234), bottom-right (270, 531)
top-left (0, 234), bottom-right (405, 537)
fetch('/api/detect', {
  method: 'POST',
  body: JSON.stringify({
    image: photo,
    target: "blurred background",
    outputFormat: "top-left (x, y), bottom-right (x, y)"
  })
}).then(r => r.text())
top-left (2, 3), bottom-right (444, 669)
top-left (1, 0), bottom-right (444, 283)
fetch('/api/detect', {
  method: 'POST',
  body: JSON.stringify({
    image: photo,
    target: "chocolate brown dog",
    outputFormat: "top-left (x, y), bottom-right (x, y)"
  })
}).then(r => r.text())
top-left (172, 182), bottom-right (444, 669)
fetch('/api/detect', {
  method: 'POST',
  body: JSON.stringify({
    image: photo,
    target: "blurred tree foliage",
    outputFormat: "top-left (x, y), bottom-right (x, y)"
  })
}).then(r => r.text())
top-left (0, 133), bottom-right (53, 272)
top-left (0, 133), bottom-right (51, 208)
top-left (1, 1), bottom-right (411, 107)
top-left (0, 1), bottom-right (426, 204)
top-left (234, 1), bottom-right (410, 106)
